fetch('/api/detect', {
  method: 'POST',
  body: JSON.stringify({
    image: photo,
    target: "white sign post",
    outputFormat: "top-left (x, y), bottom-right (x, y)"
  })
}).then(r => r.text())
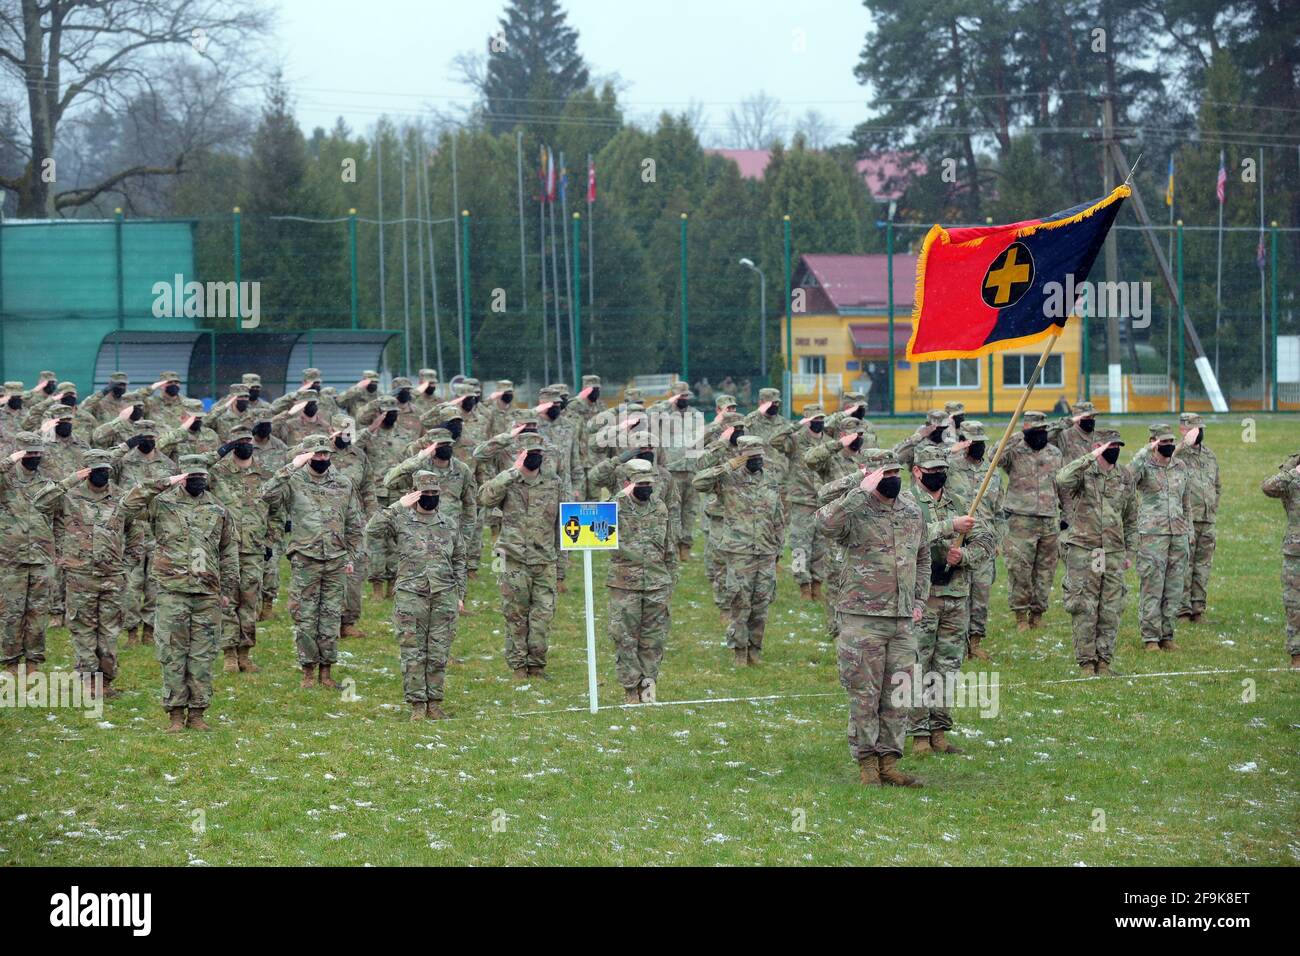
top-left (559, 501), bottom-right (619, 714)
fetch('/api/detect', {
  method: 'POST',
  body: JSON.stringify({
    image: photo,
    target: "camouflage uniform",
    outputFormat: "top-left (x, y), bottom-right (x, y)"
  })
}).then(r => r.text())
top-left (1131, 427), bottom-right (1191, 649)
top-left (22, 372), bottom-right (58, 406)
top-left (1055, 431), bottom-right (1137, 669)
top-left (998, 411), bottom-right (1063, 624)
top-left (357, 396), bottom-right (411, 591)
top-left (1174, 413), bottom-right (1219, 620)
top-left (318, 415), bottom-right (375, 635)
top-left (648, 381), bottom-right (703, 556)
top-left (356, 377), bottom-right (423, 440)
top-left (479, 432), bottom-right (562, 675)
top-left (0, 434), bottom-right (58, 670)
top-left (816, 451), bottom-right (930, 772)
top-left (587, 433), bottom-right (681, 543)
top-left (740, 387), bottom-right (797, 489)
top-left (31, 451), bottom-right (144, 692)
top-left (23, 382), bottom-right (97, 444)
top-left (261, 435), bottom-right (365, 680)
top-left (606, 459), bottom-right (678, 701)
top-left (696, 409), bottom-right (745, 607)
top-left (1261, 462), bottom-right (1300, 664)
top-left (564, 374), bottom-right (604, 498)
top-left (940, 400), bottom-right (966, 444)
top-left (413, 369), bottom-right (442, 416)
top-left (365, 469), bottom-right (466, 716)
top-left (39, 413), bottom-right (88, 622)
top-left (893, 409), bottom-right (950, 469)
top-left (1046, 401), bottom-right (1099, 470)
top-left (121, 457), bottom-right (238, 725)
top-left (157, 400), bottom-right (220, 457)
top-left (692, 435), bottom-right (784, 662)
top-left (785, 405), bottom-right (832, 592)
top-left (80, 372), bottom-right (137, 424)
top-left (208, 384), bottom-right (260, 441)
top-left (136, 372), bottom-right (189, 432)
top-left (537, 386), bottom-right (582, 587)
top-left (0, 381), bottom-right (28, 456)
top-left (250, 421), bottom-right (290, 614)
top-left (108, 422), bottom-right (176, 642)
top-left (272, 389), bottom-right (331, 447)
top-left (336, 370), bottom-right (383, 415)
top-left (384, 428), bottom-right (478, 570)
top-left (821, 390), bottom-right (877, 445)
top-left (456, 384), bottom-right (494, 546)
top-left (907, 448), bottom-right (994, 741)
top-left (944, 421), bottom-right (1006, 656)
top-left (270, 368), bottom-right (340, 420)
top-left (808, 423), bottom-right (871, 639)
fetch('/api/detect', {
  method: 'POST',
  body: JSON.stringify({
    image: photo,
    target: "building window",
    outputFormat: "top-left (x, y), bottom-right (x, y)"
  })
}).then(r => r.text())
top-left (918, 358), bottom-right (980, 390)
top-left (1003, 353), bottom-right (1063, 388)
top-left (800, 355), bottom-right (826, 375)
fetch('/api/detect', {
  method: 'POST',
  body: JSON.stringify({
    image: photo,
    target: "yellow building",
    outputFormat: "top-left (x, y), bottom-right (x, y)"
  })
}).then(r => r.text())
top-left (783, 254), bottom-right (1084, 416)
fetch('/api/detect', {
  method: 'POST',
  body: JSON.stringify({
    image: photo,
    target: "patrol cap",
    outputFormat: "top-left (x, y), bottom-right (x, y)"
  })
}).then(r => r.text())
top-left (546, 382), bottom-right (570, 397)
top-left (52, 409), bottom-right (74, 422)
top-left (160, 371), bottom-right (181, 383)
top-left (514, 411), bottom-right (541, 429)
top-left (624, 387), bottom-right (643, 403)
top-left (321, 386), bottom-right (338, 397)
top-left (300, 435), bottom-right (333, 455)
top-left (227, 426), bottom-right (254, 443)
top-left (736, 435), bottom-right (765, 455)
top-left (133, 419), bottom-right (159, 438)
top-left (1179, 412), bottom-right (1203, 427)
top-left (669, 380), bottom-right (692, 396)
top-left (56, 381), bottom-right (77, 394)
top-left (1149, 423), bottom-right (1175, 441)
top-left (842, 391), bottom-right (866, 405)
top-left (800, 403), bottom-right (825, 422)
top-left (330, 414), bottom-right (355, 432)
top-left (452, 381), bottom-right (475, 397)
top-left (4, 380), bottom-right (24, 392)
top-left (1072, 401), bottom-right (1097, 416)
top-left (582, 374), bottom-right (601, 387)
top-left (229, 383), bottom-right (250, 397)
top-left (960, 420), bottom-right (988, 440)
top-left (82, 449), bottom-right (114, 468)
top-left (15, 431), bottom-right (43, 453)
top-left (1022, 410), bottom-right (1047, 429)
top-left (495, 379), bottom-right (515, 392)
top-left (925, 409), bottom-right (947, 426)
top-left (758, 387), bottom-right (781, 403)
top-left (914, 447), bottom-right (949, 470)
top-left (242, 373), bottom-right (262, 387)
top-left (464, 377), bottom-right (482, 391)
top-left (538, 386), bottom-right (563, 403)
top-left (359, 369), bottom-right (380, 381)
top-left (714, 410), bottom-right (744, 429)
top-left (621, 458), bottom-right (656, 482)
top-left (183, 398), bottom-right (203, 411)
top-left (376, 395), bottom-right (399, 411)
top-left (109, 372), bottom-right (129, 385)
top-left (837, 419), bottom-right (866, 437)
top-left (391, 376), bottom-right (413, 390)
top-left (628, 429), bottom-right (659, 449)
top-left (177, 454), bottom-right (208, 476)
top-left (418, 368), bottom-right (438, 382)
top-left (426, 427), bottom-right (453, 445)
top-left (413, 469), bottom-right (441, 492)
top-left (434, 402), bottom-right (463, 423)
top-left (516, 431), bottom-right (543, 451)
top-left (714, 394), bottom-right (737, 410)
top-left (37, 370), bottom-right (57, 381)
top-left (943, 401), bottom-right (966, 415)
top-left (1094, 428), bottom-right (1124, 446)
top-left (253, 413), bottom-right (274, 427)
top-left (864, 448), bottom-right (901, 471)
top-left (302, 368), bottom-right (322, 381)
top-left (295, 387), bottom-right (320, 401)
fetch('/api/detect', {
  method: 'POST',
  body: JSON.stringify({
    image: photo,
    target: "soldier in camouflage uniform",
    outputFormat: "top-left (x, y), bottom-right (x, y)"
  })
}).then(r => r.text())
top-left (337, 371), bottom-right (383, 416)
top-left (366, 469), bottom-right (466, 720)
top-left (91, 398), bottom-right (151, 449)
top-left (480, 431), bottom-right (562, 679)
top-left (262, 434), bottom-right (364, 688)
top-left (31, 450), bottom-right (144, 698)
top-left (358, 377), bottom-right (423, 440)
top-left (807, 421), bottom-right (872, 640)
top-left (1132, 425), bottom-right (1191, 652)
top-left (109, 421), bottom-right (176, 645)
top-left (205, 427), bottom-right (278, 673)
top-left (999, 410), bottom-right (1063, 629)
top-left (81, 371), bottom-right (136, 424)
top-left (24, 381), bottom-right (96, 443)
top-left (538, 386), bottom-right (582, 591)
top-left (384, 427), bottom-right (478, 568)
top-left (357, 395), bottom-right (410, 600)
top-left (944, 421), bottom-right (1006, 661)
top-left (208, 384), bottom-right (257, 441)
top-left (740, 388), bottom-right (797, 490)
top-left (565, 374), bottom-right (604, 497)
top-left (0, 381), bottom-right (28, 454)
top-left (894, 409), bottom-right (950, 468)
top-left (940, 400), bottom-right (966, 444)
top-left (1261, 460), bottom-right (1300, 668)
top-left (587, 431), bottom-right (681, 539)
top-left (250, 416), bottom-right (289, 618)
top-left (692, 435), bottom-right (784, 666)
top-left (455, 383), bottom-right (495, 553)
top-left (822, 390), bottom-right (876, 445)
top-left (320, 414), bottom-right (375, 637)
top-left (1046, 400), bottom-right (1098, 465)
top-left (906, 447), bottom-right (991, 755)
top-left (588, 402), bottom-right (651, 470)
top-left (647, 381), bottom-right (703, 560)
top-left (785, 404), bottom-right (832, 600)
top-left (157, 401), bottom-right (219, 458)
top-left (605, 458), bottom-right (678, 704)
top-left (37, 410), bottom-right (88, 626)
top-left (270, 368), bottom-right (339, 419)
top-left (586, 385), bottom-right (643, 441)
top-left (132, 371), bottom-right (189, 432)
top-left (413, 368), bottom-right (441, 414)
top-left (121, 456), bottom-right (237, 731)
top-left (1174, 413), bottom-right (1220, 623)
top-left (272, 389), bottom-right (332, 446)
top-left (23, 371), bottom-right (58, 405)
top-left (816, 450), bottom-right (930, 788)
top-left (0, 434), bottom-right (58, 675)
top-left (696, 410), bottom-right (746, 608)
top-left (1056, 430), bottom-right (1136, 675)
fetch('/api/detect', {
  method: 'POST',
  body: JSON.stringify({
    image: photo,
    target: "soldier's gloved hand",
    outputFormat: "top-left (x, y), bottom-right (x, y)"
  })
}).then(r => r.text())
top-left (284, 520), bottom-right (292, 533)
top-left (618, 447), bottom-right (637, 464)
top-left (217, 441), bottom-right (237, 458)
top-left (125, 435), bottom-right (144, 450)
top-left (1059, 519), bottom-right (1069, 531)
top-left (264, 547), bottom-right (272, 561)
top-left (728, 454), bottom-right (749, 471)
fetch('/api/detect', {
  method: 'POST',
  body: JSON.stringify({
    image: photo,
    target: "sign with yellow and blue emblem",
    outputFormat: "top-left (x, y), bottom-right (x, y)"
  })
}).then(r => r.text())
top-left (559, 501), bottom-right (618, 550)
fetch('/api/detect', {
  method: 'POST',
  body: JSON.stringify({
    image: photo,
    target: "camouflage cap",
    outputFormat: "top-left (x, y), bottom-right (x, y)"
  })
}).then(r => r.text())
top-left (226, 424), bottom-right (254, 442)
top-left (582, 374), bottom-right (601, 387)
top-left (914, 447), bottom-right (949, 470)
top-left (837, 419), bottom-right (866, 436)
top-left (538, 386), bottom-right (564, 403)
top-left (714, 393), bottom-right (737, 409)
top-left (452, 381), bottom-right (475, 397)
top-left (842, 391), bottom-right (866, 405)
top-left (863, 448), bottom-right (901, 470)
top-left (621, 458), bottom-right (656, 482)
top-left (376, 395), bottom-right (399, 411)
top-left (4, 380), bottom-right (24, 392)
top-left (943, 401), bottom-right (966, 415)
top-left (330, 414), bottom-right (355, 432)
top-left (160, 371), bottom-right (182, 382)
top-left (669, 380), bottom-right (692, 396)
top-left (800, 403), bottom-right (825, 421)
top-left (133, 419), bottom-right (159, 438)
top-left (418, 368), bottom-right (438, 381)
top-left (183, 398), bottom-right (203, 411)
top-left (302, 368), bottom-right (322, 381)
top-left (229, 383), bottom-right (250, 397)
top-left (546, 382), bottom-right (570, 396)
top-left (295, 387), bottom-right (320, 401)
top-left (960, 420), bottom-right (988, 440)
top-left (177, 454), bottom-right (209, 476)
top-left (1072, 401), bottom-right (1097, 416)
top-left (362, 369), bottom-right (380, 380)
top-left (624, 387), bottom-right (643, 403)
top-left (736, 435), bottom-right (765, 454)
top-left (1094, 428), bottom-right (1124, 446)
top-left (495, 379), bottom-right (515, 392)
top-left (82, 449), bottom-right (114, 468)
top-left (514, 411), bottom-right (541, 428)
top-left (622, 402), bottom-right (646, 416)
top-left (1022, 410), bottom-right (1048, 429)
top-left (413, 469), bottom-right (441, 492)
top-left (758, 387), bottom-right (781, 403)
top-left (52, 409), bottom-right (74, 422)
top-left (1179, 412), bottom-right (1203, 427)
top-left (109, 372), bottom-right (129, 384)
top-left (464, 377), bottom-right (482, 390)
top-left (925, 409), bottom-right (947, 426)
top-left (253, 413), bottom-right (274, 427)
top-left (516, 431), bottom-right (543, 451)
top-left (300, 435), bottom-right (333, 455)
top-left (242, 373), bottom-right (262, 386)
top-left (38, 370), bottom-right (57, 381)
top-left (426, 427), bottom-right (453, 444)
top-left (434, 402), bottom-right (463, 423)
top-left (714, 410), bottom-right (744, 428)
top-left (391, 377), bottom-right (413, 390)
top-left (1149, 423), bottom-right (1175, 441)
top-left (15, 431), bottom-right (43, 453)
top-left (628, 429), bottom-right (659, 449)
top-left (55, 381), bottom-right (77, 393)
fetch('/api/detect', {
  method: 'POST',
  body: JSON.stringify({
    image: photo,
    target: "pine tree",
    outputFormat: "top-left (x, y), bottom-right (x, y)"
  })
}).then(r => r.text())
top-left (482, 0), bottom-right (589, 136)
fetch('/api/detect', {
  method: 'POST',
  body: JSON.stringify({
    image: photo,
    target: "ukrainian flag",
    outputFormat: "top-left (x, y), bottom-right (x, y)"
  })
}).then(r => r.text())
top-left (1165, 156), bottom-right (1175, 207)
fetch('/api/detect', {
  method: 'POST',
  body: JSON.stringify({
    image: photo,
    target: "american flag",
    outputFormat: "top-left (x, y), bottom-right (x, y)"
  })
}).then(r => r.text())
top-left (1215, 151), bottom-right (1226, 204)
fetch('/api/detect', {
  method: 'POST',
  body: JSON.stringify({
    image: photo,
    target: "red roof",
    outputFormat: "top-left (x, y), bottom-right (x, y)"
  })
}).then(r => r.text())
top-left (706, 149), bottom-right (773, 180)
top-left (850, 322), bottom-right (912, 357)
top-left (796, 253), bottom-right (917, 314)
top-left (705, 149), bottom-right (925, 198)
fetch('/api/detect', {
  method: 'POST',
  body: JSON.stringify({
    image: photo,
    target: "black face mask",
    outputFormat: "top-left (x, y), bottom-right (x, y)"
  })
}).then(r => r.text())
top-left (462, 396), bottom-right (478, 412)
top-left (129, 406), bottom-right (143, 422)
top-left (164, 384), bottom-right (180, 397)
top-left (6, 397), bottom-right (21, 410)
top-left (252, 423), bottom-right (272, 440)
top-left (1100, 446), bottom-right (1121, 465)
top-left (1024, 429), bottom-right (1049, 450)
top-left (1078, 418), bottom-right (1096, 434)
top-left (365, 382), bottom-right (378, 393)
top-left (588, 388), bottom-right (600, 402)
top-left (500, 392), bottom-right (514, 405)
top-left (919, 470), bottom-right (947, 492)
top-left (422, 383), bottom-right (436, 395)
top-left (136, 439), bottom-right (155, 455)
top-left (968, 441), bottom-right (986, 461)
top-left (1156, 443), bottom-right (1176, 458)
top-left (20, 455), bottom-right (39, 471)
top-left (334, 436), bottom-right (351, 451)
top-left (632, 485), bottom-right (652, 502)
top-left (382, 410), bottom-right (398, 428)
top-left (445, 420), bottom-right (463, 440)
top-left (418, 494), bottom-right (439, 510)
top-left (877, 475), bottom-right (901, 499)
top-left (559, 397), bottom-right (570, 409)
top-left (951, 415), bottom-right (964, 429)
top-left (848, 436), bottom-right (863, 453)
top-left (184, 476), bottom-right (207, 496)
top-left (520, 425), bottom-right (538, 434)
top-left (809, 420), bottom-right (824, 434)
top-left (850, 406), bottom-right (865, 419)
top-left (675, 397), bottom-right (689, 410)
top-left (545, 405), bottom-right (560, 420)
top-left (434, 444), bottom-right (452, 461)
top-left (308, 381), bottom-right (321, 392)
top-left (1193, 429), bottom-right (1204, 445)
top-left (523, 450), bottom-right (543, 471)
top-left (764, 404), bottom-right (779, 416)
top-left (303, 402), bottom-right (318, 418)
top-left (235, 399), bottom-right (249, 413)
top-left (54, 422), bottom-right (72, 439)
top-left (636, 451), bottom-right (655, 462)
top-left (248, 387), bottom-right (261, 402)
top-left (188, 418), bottom-right (202, 433)
top-left (42, 381), bottom-right (56, 394)
top-left (88, 468), bottom-right (110, 488)
top-left (233, 443), bottom-right (254, 460)
top-left (309, 458), bottom-right (331, 474)
top-left (745, 457), bottom-right (763, 473)
top-left (396, 389), bottom-right (412, 404)
top-left (112, 385), bottom-right (126, 398)
top-left (928, 429), bottom-right (946, 443)
top-left (728, 429), bottom-right (743, 446)
top-left (61, 394), bottom-right (77, 407)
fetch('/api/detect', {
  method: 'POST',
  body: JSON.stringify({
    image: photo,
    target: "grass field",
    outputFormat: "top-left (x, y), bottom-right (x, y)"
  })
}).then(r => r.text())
top-left (2, 416), bottom-right (1298, 866)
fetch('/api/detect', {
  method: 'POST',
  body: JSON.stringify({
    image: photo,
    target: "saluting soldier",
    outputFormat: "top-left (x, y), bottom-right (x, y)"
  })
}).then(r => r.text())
top-left (1261, 458), bottom-right (1300, 669)
top-left (1174, 413), bottom-right (1220, 624)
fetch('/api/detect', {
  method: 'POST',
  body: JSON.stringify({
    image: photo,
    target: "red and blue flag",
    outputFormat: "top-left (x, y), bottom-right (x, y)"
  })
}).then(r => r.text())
top-left (906, 185), bottom-right (1129, 361)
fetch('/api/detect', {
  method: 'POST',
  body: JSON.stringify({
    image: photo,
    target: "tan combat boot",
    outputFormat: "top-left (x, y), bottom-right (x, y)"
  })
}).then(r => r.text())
top-left (733, 647), bottom-right (748, 667)
top-left (318, 664), bottom-right (340, 689)
top-left (1016, 612), bottom-right (1030, 632)
top-left (466, 568), bottom-right (478, 581)
top-left (300, 665), bottom-right (317, 689)
top-left (747, 647), bottom-right (761, 666)
top-left (1291, 653), bottom-right (1300, 671)
top-left (141, 624), bottom-right (154, 646)
top-left (384, 581), bottom-right (394, 600)
top-left (912, 735), bottom-right (933, 755)
top-left (1028, 612), bottom-right (1042, 629)
top-left (968, 636), bottom-right (991, 661)
top-left (81, 674), bottom-right (98, 700)
top-left (340, 622), bottom-right (366, 639)
top-left (371, 581), bottom-right (384, 600)
top-left (624, 687), bottom-right (641, 705)
top-left (811, 581), bottom-right (822, 600)
top-left (858, 756), bottom-right (881, 787)
top-left (1079, 661), bottom-right (1096, 676)
top-left (1159, 638), bottom-right (1180, 652)
top-left (512, 667), bottom-right (529, 682)
top-left (426, 702), bottom-right (447, 720)
top-left (25, 661), bottom-right (39, 676)
top-left (640, 678), bottom-right (656, 704)
top-left (223, 648), bottom-right (239, 673)
top-left (123, 627), bottom-right (139, 647)
top-left (557, 580), bottom-right (567, 594)
top-left (930, 730), bottom-right (964, 754)
top-left (1189, 612), bottom-right (1202, 623)
top-left (186, 708), bottom-right (211, 731)
top-left (237, 647), bottom-right (260, 673)
top-left (410, 703), bottom-right (426, 722)
top-left (879, 754), bottom-right (923, 788)
top-left (102, 682), bottom-right (122, 700)
top-left (1095, 660), bottom-right (1117, 676)
top-left (678, 543), bottom-right (691, 562)
top-left (49, 615), bottom-right (64, 628)
top-left (1144, 641), bottom-right (1160, 653)
top-left (526, 665), bottom-right (548, 681)
top-left (258, 599), bottom-right (274, 621)
top-left (799, 582), bottom-right (813, 601)
top-left (165, 708), bottom-right (186, 733)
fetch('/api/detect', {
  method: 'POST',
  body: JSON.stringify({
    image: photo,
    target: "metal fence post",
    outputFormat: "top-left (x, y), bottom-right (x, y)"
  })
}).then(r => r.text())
top-left (886, 217), bottom-right (895, 417)
top-left (349, 209), bottom-right (359, 331)
top-left (783, 214), bottom-right (792, 419)
top-left (114, 208), bottom-right (125, 368)
top-left (573, 212), bottom-right (583, 390)
top-left (679, 213), bottom-right (688, 384)
top-left (1271, 221), bottom-right (1279, 412)
top-left (460, 210), bottom-right (470, 378)
top-left (1176, 220), bottom-right (1185, 414)
top-left (233, 206), bottom-right (242, 317)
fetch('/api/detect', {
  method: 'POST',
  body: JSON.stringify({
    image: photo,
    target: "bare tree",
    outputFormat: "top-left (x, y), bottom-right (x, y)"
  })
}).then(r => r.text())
top-left (793, 108), bottom-right (838, 150)
top-left (0, 0), bottom-right (269, 218)
top-left (726, 90), bottom-right (785, 149)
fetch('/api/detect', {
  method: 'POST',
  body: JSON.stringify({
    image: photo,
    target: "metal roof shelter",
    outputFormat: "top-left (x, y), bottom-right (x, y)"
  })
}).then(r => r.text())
top-left (94, 328), bottom-right (402, 404)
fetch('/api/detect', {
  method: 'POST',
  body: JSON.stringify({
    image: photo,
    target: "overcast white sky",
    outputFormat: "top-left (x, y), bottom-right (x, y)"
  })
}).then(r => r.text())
top-left (274, 0), bottom-right (874, 145)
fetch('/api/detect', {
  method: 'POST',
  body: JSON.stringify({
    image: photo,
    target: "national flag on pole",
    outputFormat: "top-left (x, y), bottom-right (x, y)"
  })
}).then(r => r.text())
top-left (1165, 155), bottom-right (1175, 207)
top-left (559, 162), bottom-right (568, 204)
top-left (906, 186), bottom-right (1129, 360)
top-left (1257, 230), bottom-right (1267, 271)
top-left (542, 146), bottom-right (556, 203)
top-left (539, 146), bottom-right (550, 203)
top-left (1215, 151), bottom-right (1226, 204)
top-left (587, 158), bottom-right (596, 204)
